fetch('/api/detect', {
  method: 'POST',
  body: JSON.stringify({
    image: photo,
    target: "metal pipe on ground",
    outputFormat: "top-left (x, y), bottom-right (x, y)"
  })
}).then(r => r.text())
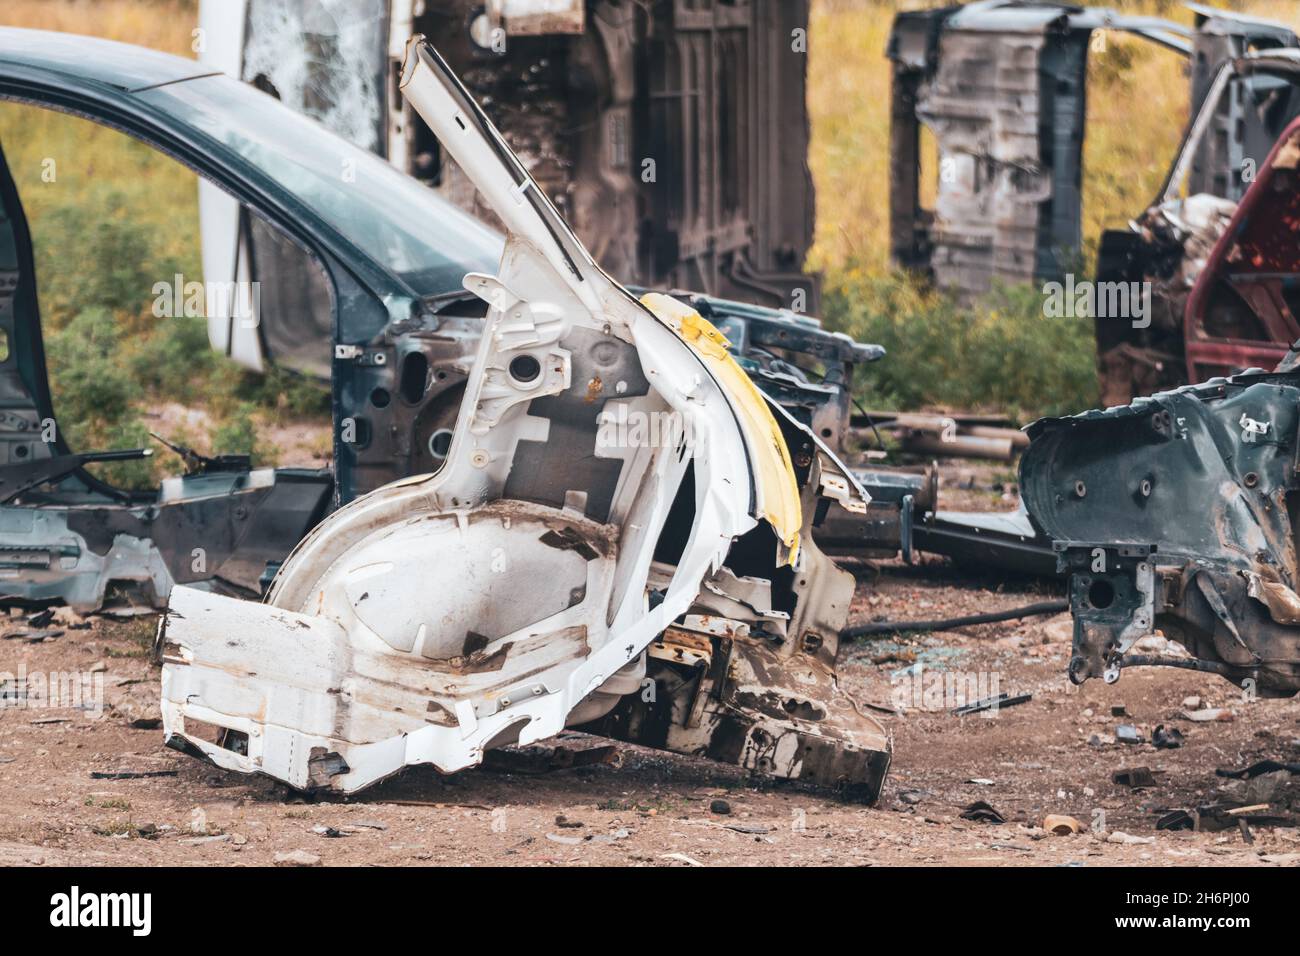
top-left (842, 599), bottom-right (1069, 640)
top-left (900, 433), bottom-right (1015, 460)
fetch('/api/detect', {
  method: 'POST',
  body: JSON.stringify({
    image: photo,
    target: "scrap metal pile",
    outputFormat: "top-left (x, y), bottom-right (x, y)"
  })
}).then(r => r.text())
top-left (157, 40), bottom-right (892, 800)
top-left (889, 1), bottom-right (1300, 404)
top-left (4, 1), bottom-right (1300, 808)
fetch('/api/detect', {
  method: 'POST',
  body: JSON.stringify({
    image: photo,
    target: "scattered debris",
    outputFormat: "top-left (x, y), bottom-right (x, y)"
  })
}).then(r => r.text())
top-left (1216, 760), bottom-right (1300, 780)
top-left (660, 852), bottom-right (704, 867)
top-left (960, 801), bottom-right (1005, 825)
top-left (951, 693), bottom-right (1032, 718)
top-left (1107, 831), bottom-right (1155, 846)
top-left (1043, 814), bottom-right (1083, 836)
top-left (90, 769), bottom-right (178, 780)
top-left (1, 628), bottom-right (64, 643)
top-left (26, 608), bottom-right (55, 628)
top-left (723, 823), bottom-right (772, 835)
top-left (554, 815), bottom-right (584, 829)
top-left (1152, 725), bottom-right (1185, 750)
top-left (482, 742), bottom-right (622, 775)
top-left (1115, 725), bottom-right (1145, 745)
top-left (1156, 810), bottom-right (1195, 831)
top-left (1178, 708), bottom-right (1234, 723)
top-left (1112, 767), bottom-right (1158, 790)
top-left (709, 799), bottom-right (732, 816)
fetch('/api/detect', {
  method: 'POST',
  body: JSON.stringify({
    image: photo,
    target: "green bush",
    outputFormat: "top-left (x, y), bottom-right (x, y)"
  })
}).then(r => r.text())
top-left (211, 402), bottom-right (278, 467)
top-left (823, 270), bottom-right (1101, 422)
top-left (128, 315), bottom-right (216, 404)
top-left (34, 192), bottom-right (181, 330)
top-left (44, 307), bottom-right (140, 427)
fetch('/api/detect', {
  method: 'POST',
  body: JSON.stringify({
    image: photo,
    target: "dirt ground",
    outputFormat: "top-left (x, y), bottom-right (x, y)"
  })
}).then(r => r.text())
top-left (3, 553), bottom-right (1299, 868)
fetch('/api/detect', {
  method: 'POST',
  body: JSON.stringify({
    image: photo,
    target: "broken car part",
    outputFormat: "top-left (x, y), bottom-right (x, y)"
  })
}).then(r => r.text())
top-left (0, 27), bottom-right (897, 614)
top-left (890, 2), bottom-right (1300, 405)
top-left (1098, 50), bottom-right (1300, 404)
top-left (1022, 363), bottom-right (1300, 697)
top-left (888, 1), bottom-right (1195, 298)
top-left (0, 27), bottom-right (493, 609)
top-left (200, 0), bottom-right (820, 318)
top-left (159, 39), bottom-right (891, 801)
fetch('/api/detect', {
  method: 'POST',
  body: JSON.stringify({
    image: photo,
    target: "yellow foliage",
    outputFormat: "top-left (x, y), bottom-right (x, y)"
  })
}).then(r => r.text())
top-left (1, 0), bottom-right (195, 55)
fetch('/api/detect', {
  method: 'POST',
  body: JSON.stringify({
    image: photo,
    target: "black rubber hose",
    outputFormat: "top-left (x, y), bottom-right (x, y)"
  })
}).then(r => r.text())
top-left (1119, 655), bottom-right (1239, 677)
top-left (842, 599), bottom-right (1068, 640)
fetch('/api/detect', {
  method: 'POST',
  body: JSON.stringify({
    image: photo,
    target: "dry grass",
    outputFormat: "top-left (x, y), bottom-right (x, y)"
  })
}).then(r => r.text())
top-left (1, 0), bottom-right (196, 55)
top-left (0, 0), bottom-right (201, 316)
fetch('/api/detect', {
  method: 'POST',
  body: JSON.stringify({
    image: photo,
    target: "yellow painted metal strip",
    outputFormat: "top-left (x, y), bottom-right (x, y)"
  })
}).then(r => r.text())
top-left (640, 293), bottom-right (801, 565)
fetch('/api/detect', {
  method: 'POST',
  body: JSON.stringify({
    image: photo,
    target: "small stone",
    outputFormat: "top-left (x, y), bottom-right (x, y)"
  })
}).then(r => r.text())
top-left (1178, 707), bottom-right (1233, 723)
top-left (179, 834), bottom-right (230, 846)
top-left (274, 850), bottom-right (321, 867)
top-left (709, 799), bottom-right (731, 815)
